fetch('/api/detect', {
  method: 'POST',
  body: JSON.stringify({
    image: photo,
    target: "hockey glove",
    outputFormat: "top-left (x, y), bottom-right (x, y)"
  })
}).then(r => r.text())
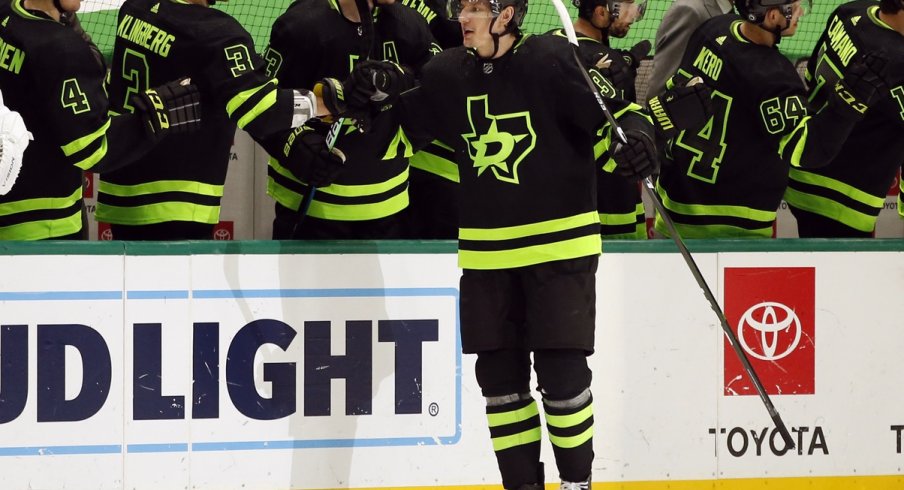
top-left (282, 125), bottom-right (347, 188)
top-left (131, 78), bottom-right (202, 142)
top-left (348, 60), bottom-right (416, 111)
top-left (831, 52), bottom-right (888, 117)
top-left (612, 114), bottom-right (659, 181)
top-left (314, 61), bottom-right (392, 118)
top-left (620, 40), bottom-right (651, 69)
top-left (0, 94), bottom-right (32, 196)
top-left (595, 55), bottom-right (632, 97)
top-left (647, 76), bottom-right (713, 137)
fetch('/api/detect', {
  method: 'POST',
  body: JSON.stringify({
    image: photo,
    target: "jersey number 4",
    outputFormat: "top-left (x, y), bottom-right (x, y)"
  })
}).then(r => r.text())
top-left (674, 91), bottom-right (731, 184)
top-left (61, 79), bottom-right (90, 114)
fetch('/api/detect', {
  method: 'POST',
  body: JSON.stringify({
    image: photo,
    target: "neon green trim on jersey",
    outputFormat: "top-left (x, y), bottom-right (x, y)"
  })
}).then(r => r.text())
top-left (61, 119), bottom-right (111, 156)
top-left (545, 404), bottom-right (593, 429)
top-left (491, 427), bottom-right (542, 452)
top-left (269, 157), bottom-right (408, 198)
top-left (383, 128), bottom-right (415, 160)
top-left (0, 187), bottom-right (82, 217)
top-left (73, 137), bottom-right (109, 170)
top-left (12, 0), bottom-right (51, 21)
top-left (410, 151), bottom-right (459, 183)
top-left (459, 235), bottom-right (602, 270)
top-left (657, 185), bottom-right (776, 222)
top-left (268, 176), bottom-right (306, 209)
top-left (226, 79), bottom-right (276, 121)
top-left (267, 177), bottom-right (409, 222)
top-left (0, 211), bottom-right (83, 240)
top-left (487, 401), bottom-right (539, 428)
top-left (599, 203), bottom-right (644, 227)
top-left (867, 5), bottom-right (894, 30)
top-left (783, 188), bottom-right (876, 232)
top-left (98, 179), bottom-right (224, 198)
top-left (95, 202), bottom-right (221, 225)
top-left (308, 192), bottom-right (409, 221)
top-left (236, 88), bottom-right (277, 130)
top-left (899, 178), bottom-right (903, 219)
top-left (653, 216), bottom-right (773, 239)
top-left (459, 211), bottom-right (599, 241)
top-left (268, 156), bottom-right (302, 183)
top-left (730, 20), bottom-right (749, 44)
top-left (594, 130), bottom-right (611, 161)
top-left (779, 115), bottom-right (811, 167)
top-left (548, 425), bottom-right (594, 449)
top-left (787, 168), bottom-right (885, 208)
top-left (317, 167), bottom-right (409, 198)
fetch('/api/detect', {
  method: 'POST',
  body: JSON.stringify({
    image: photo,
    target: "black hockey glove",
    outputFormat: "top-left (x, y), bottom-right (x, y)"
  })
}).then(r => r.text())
top-left (281, 125), bottom-right (347, 188)
top-left (648, 77), bottom-right (713, 137)
top-left (131, 79), bottom-right (202, 142)
top-left (620, 40), bottom-right (651, 70)
top-left (612, 114), bottom-right (659, 181)
top-left (594, 55), bottom-right (632, 96)
top-left (831, 52), bottom-right (888, 117)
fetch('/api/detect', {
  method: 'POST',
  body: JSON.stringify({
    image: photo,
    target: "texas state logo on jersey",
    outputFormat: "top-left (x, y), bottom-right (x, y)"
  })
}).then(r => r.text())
top-left (462, 95), bottom-right (536, 185)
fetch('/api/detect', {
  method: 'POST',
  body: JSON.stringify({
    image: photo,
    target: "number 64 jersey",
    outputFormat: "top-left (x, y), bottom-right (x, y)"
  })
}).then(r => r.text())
top-left (655, 14), bottom-right (822, 239)
top-left (99, 0), bottom-right (296, 232)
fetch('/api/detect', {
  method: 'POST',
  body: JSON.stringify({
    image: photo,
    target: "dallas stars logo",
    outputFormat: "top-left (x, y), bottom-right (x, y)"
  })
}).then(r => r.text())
top-left (462, 95), bottom-right (536, 184)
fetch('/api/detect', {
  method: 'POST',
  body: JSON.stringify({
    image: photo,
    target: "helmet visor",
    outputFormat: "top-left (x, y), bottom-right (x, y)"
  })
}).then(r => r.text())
top-left (611, 0), bottom-right (648, 22)
top-left (447, 0), bottom-right (498, 20)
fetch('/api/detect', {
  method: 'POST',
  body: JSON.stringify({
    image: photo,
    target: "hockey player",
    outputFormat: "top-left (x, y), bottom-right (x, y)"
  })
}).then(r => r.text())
top-left (0, 0), bottom-right (199, 240)
top-left (0, 89), bottom-right (32, 196)
top-left (263, 0), bottom-right (438, 240)
top-left (342, 0), bottom-right (658, 486)
top-left (652, 0), bottom-right (889, 238)
top-left (98, 0), bottom-right (333, 240)
top-left (646, 0), bottom-right (734, 104)
top-left (566, 0), bottom-right (651, 239)
top-left (555, 0), bottom-right (712, 240)
top-left (783, 0), bottom-right (904, 237)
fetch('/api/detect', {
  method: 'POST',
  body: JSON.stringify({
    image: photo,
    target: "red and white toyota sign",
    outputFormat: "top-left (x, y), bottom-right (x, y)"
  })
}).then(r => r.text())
top-left (723, 267), bottom-right (815, 396)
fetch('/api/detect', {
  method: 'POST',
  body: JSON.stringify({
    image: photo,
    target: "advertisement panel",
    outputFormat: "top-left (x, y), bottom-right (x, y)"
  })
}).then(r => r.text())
top-left (0, 245), bottom-right (902, 489)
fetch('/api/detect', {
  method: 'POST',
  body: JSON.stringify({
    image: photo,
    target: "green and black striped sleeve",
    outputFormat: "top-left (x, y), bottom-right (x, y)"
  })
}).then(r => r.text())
top-left (203, 27), bottom-right (294, 142)
top-left (775, 82), bottom-right (866, 170)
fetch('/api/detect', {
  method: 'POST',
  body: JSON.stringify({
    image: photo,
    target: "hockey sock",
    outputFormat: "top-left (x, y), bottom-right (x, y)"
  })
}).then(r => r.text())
top-left (543, 389), bottom-right (594, 483)
top-left (486, 394), bottom-right (544, 489)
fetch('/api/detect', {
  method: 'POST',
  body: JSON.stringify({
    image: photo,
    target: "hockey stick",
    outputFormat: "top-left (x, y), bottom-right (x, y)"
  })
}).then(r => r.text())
top-left (547, 0), bottom-right (795, 450)
top-left (291, 0), bottom-right (374, 238)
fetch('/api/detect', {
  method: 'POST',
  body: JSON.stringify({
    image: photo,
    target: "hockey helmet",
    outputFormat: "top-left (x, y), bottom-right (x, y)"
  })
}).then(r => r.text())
top-left (447, 0), bottom-right (528, 29)
top-left (735, 0), bottom-right (807, 25)
top-left (573, 0), bottom-right (647, 22)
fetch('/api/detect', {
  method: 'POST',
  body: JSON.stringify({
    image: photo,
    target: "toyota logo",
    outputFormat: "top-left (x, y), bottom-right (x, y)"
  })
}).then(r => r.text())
top-left (737, 301), bottom-right (801, 361)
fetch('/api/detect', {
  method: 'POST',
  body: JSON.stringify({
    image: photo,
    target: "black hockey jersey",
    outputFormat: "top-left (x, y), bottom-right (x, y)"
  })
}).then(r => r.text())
top-left (554, 29), bottom-right (646, 240)
top-left (97, 0), bottom-right (295, 228)
top-left (398, 34), bottom-right (648, 270)
top-left (784, 1), bottom-right (904, 233)
top-left (656, 14), bottom-right (812, 238)
top-left (0, 0), bottom-right (156, 239)
top-left (263, 0), bottom-right (437, 223)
